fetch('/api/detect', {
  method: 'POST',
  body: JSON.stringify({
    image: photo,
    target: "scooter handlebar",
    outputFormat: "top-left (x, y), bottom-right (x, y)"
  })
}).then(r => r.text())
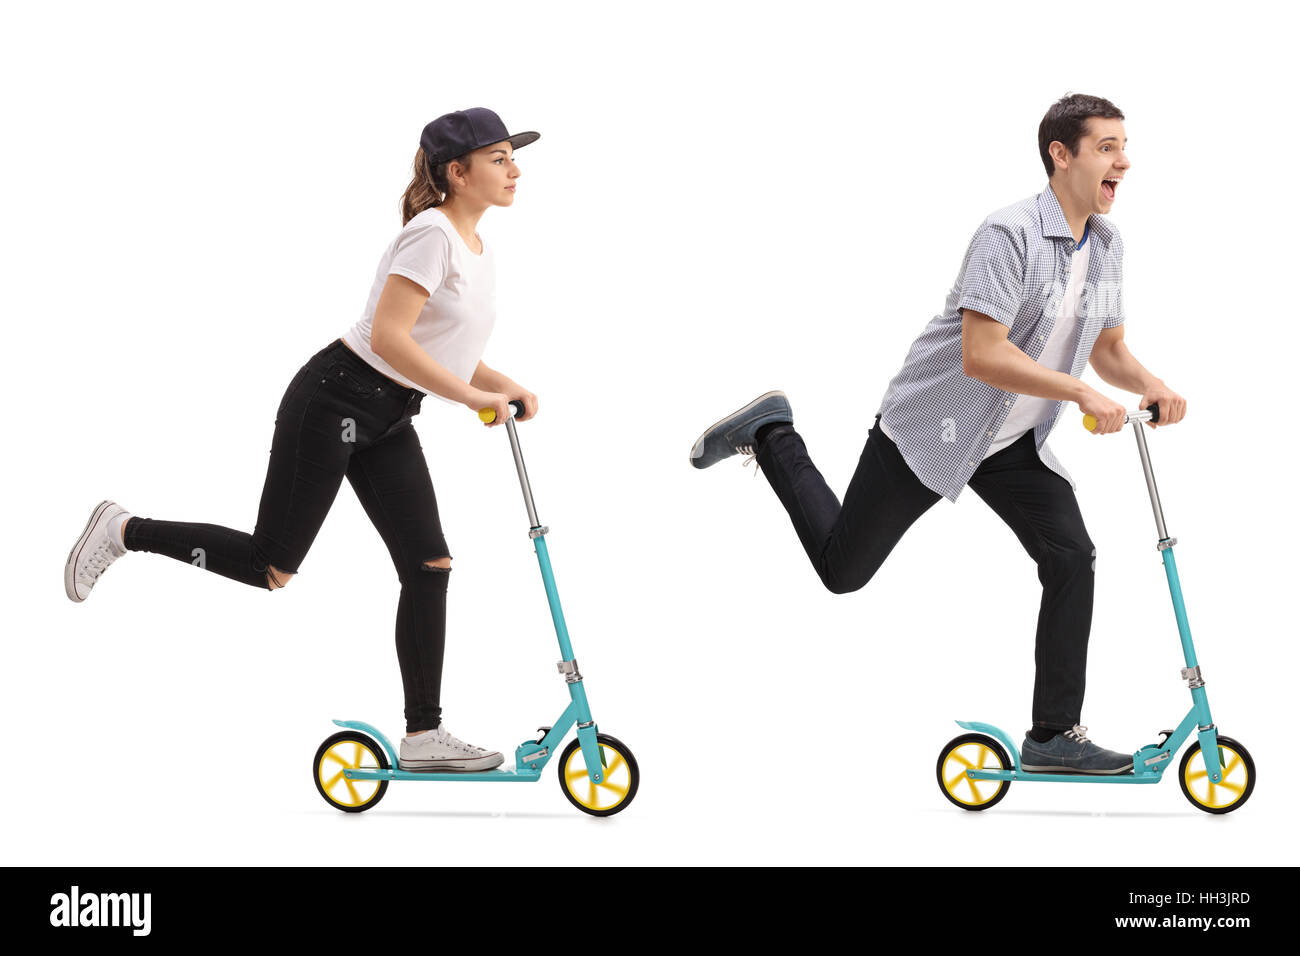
top-left (477, 400), bottom-right (526, 424)
top-left (1082, 403), bottom-right (1160, 432)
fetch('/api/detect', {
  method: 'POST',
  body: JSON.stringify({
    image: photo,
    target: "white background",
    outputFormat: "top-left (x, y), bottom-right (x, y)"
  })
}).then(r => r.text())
top-left (3, 0), bottom-right (1296, 866)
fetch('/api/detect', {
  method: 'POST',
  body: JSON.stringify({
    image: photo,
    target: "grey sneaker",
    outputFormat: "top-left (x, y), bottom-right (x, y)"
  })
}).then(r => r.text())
top-left (1021, 725), bottom-right (1133, 774)
top-left (689, 391), bottom-right (793, 469)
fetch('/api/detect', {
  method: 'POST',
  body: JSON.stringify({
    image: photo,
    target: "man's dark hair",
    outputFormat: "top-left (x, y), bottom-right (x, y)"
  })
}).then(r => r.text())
top-left (1038, 93), bottom-right (1125, 178)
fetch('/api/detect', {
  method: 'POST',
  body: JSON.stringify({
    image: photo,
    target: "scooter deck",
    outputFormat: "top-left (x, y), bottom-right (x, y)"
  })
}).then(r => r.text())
top-left (343, 767), bottom-right (543, 783)
top-left (967, 769), bottom-right (1162, 784)
top-left (955, 721), bottom-right (1183, 786)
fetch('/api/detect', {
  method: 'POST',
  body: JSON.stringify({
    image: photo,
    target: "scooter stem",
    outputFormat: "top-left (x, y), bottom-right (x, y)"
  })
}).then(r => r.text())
top-left (1126, 415), bottom-right (1213, 737)
top-left (499, 410), bottom-right (578, 663)
top-left (1131, 419), bottom-right (1171, 542)
top-left (504, 413), bottom-right (542, 529)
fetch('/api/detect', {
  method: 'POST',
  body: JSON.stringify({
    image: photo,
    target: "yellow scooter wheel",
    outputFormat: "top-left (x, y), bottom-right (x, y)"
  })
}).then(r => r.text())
top-left (937, 733), bottom-right (1012, 811)
top-left (313, 731), bottom-right (390, 813)
top-left (1178, 736), bottom-right (1255, 814)
top-left (557, 734), bottom-right (639, 816)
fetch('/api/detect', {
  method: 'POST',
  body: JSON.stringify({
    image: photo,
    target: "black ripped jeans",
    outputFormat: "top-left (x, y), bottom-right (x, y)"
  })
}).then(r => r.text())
top-left (123, 339), bottom-right (450, 732)
top-left (755, 414), bottom-right (1096, 731)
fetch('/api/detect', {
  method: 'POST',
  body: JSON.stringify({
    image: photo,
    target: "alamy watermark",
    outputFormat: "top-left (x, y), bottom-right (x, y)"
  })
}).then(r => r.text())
top-left (49, 885), bottom-right (151, 936)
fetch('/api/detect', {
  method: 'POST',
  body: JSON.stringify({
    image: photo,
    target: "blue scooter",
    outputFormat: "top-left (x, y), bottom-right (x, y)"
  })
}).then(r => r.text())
top-left (937, 405), bottom-right (1255, 813)
top-left (313, 401), bottom-right (638, 816)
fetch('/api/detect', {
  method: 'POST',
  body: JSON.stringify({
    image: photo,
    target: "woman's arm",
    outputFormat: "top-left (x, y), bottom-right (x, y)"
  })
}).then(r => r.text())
top-left (468, 360), bottom-right (515, 394)
top-left (470, 361), bottom-right (538, 420)
top-left (370, 274), bottom-right (511, 425)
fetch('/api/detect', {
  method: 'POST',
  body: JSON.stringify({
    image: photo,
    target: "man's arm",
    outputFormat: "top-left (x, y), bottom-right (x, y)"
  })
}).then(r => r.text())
top-left (962, 310), bottom-right (1090, 403)
top-left (957, 222), bottom-right (1095, 404)
top-left (1087, 325), bottom-right (1161, 393)
top-left (962, 309), bottom-right (1130, 433)
top-left (1087, 324), bottom-right (1187, 426)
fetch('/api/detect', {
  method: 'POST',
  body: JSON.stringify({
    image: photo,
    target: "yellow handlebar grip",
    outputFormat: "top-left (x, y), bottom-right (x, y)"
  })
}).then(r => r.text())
top-left (1082, 413), bottom-right (1098, 432)
top-left (478, 408), bottom-right (496, 423)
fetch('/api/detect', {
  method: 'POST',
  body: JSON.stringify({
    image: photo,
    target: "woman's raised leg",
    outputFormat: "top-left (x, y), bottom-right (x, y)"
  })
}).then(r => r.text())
top-left (120, 371), bottom-right (352, 590)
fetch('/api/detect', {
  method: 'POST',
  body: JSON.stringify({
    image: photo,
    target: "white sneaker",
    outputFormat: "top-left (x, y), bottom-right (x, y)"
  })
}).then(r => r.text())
top-left (65, 501), bottom-right (131, 603)
top-left (398, 723), bottom-right (504, 772)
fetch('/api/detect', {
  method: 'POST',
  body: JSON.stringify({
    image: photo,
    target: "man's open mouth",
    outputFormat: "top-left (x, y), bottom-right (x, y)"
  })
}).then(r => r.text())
top-left (1101, 178), bottom-right (1120, 201)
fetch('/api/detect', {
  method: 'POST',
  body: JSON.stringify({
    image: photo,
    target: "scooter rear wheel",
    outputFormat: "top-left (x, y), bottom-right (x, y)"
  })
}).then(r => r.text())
top-left (314, 731), bottom-right (390, 813)
top-left (558, 734), bottom-right (639, 816)
top-left (1178, 736), bottom-right (1255, 814)
top-left (937, 734), bottom-right (1012, 811)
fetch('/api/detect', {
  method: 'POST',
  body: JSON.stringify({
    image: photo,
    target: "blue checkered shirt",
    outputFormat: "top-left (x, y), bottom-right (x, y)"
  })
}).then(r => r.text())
top-left (875, 185), bottom-right (1126, 503)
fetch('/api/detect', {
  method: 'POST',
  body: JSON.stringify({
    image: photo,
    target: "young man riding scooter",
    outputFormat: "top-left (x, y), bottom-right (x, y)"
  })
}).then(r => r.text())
top-left (690, 92), bottom-right (1188, 773)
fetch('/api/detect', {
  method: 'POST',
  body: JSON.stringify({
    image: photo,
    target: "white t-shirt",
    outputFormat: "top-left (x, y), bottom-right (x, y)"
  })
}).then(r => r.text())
top-left (980, 234), bottom-right (1091, 457)
top-left (342, 207), bottom-right (496, 402)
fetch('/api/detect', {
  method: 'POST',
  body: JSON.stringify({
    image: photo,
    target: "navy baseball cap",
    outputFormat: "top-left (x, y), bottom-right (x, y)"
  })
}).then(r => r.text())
top-left (419, 108), bottom-right (539, 167)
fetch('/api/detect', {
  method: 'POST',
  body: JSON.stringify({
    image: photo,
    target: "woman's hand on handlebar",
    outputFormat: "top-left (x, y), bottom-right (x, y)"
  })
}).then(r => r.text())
top-left (470, 390), bottom-right (511, 427)
top-left (510, 388), bottom-right (539, 422)
top-left (1078, 388), bottom-right (1128, 434)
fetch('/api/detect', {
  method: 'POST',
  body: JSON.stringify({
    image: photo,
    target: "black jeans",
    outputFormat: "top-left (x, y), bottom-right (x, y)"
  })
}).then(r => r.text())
top-left (755, 414), bottom-right (1095, 731)
top-left (123, 339), bottom-right (450, 732)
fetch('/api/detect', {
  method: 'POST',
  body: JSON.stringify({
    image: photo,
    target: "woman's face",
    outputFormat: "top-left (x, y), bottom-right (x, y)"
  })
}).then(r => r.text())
top-left (449, 140), bottom-right (520, 208)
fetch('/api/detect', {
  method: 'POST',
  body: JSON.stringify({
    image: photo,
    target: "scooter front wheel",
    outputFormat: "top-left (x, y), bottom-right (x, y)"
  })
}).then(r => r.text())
top-left (1178, 736), bottom-right (1255, 814)
top-left (937, 733), bottom-right (1013, 811)
top-left (314, 731), bottom-right (390, 813)
top-left (558, 734), bottom-right (639, 816)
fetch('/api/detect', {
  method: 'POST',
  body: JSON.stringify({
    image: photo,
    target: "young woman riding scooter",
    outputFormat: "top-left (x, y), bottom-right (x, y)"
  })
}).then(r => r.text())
top-left (65, 107), bottom-right (540, 773)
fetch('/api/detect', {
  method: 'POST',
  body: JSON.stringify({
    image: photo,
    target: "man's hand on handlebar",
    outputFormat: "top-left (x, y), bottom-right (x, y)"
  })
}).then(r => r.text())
top-left (1078, 388), bottom-right (1128, 435)
top-left (1137, 382), bottom-right (1187, 429)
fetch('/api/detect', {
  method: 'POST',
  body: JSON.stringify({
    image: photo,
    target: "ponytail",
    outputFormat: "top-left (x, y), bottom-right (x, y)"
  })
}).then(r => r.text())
top-left (399, 148), bottom-right (472, 225)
